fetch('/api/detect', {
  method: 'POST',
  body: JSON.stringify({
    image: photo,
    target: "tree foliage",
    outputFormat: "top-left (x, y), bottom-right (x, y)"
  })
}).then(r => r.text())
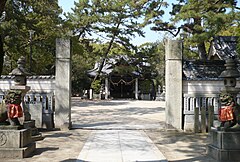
top-left (0, 0), bottom-right (7, 74)
top-left (0, 0), bottom-right (63, 74)
top-left (66, 0), bottom-right (167, 79)
top-left (137, 41), bottom-right (165, 86)
top-left (151, 0), bottom-right (240, 60)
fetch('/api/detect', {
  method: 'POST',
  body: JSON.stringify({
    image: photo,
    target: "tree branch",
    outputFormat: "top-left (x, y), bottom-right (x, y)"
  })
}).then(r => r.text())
top-left (92, 19), bottom-right (122, 83)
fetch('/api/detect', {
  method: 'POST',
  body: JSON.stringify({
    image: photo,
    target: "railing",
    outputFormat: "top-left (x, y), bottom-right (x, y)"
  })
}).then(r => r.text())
top-left (183, 93), bottom-right (240, 132)
top-left (0, 92), bottom-right (54, 129)
top-left (183, 94), bottom-right (220, 133)
top-left (24, 92), bottom-right (54, 114)
top-left (183, 93), bottom-right (220, 115)
top-left (0, 92), bottom-right (54, 113)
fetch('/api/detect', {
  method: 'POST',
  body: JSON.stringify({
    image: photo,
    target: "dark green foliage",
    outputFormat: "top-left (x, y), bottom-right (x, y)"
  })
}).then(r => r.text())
top-left (151, 0), bottom-right (240, 60)
top-left (91, 79), bottom-right (101, 94)
top-left (0, 0), bottom-right (7, 74)
top-left (139, 79), bottom-right (152, 94)
top-left (0, 0), bottom-right (63, 74)
top-left (66, 0), bottom-right (166, 79)
top-left (137, 42), bottom-right (165, 86)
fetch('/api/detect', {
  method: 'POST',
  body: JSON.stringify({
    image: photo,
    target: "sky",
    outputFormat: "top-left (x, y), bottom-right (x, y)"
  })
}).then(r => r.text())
top-left (58, 0), bottom-right (240, 45)
top-left (57, 0), bottom-right (173, 46)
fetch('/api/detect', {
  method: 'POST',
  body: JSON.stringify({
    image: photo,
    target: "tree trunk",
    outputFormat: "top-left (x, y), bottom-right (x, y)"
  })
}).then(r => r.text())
top-left (197, 42), bottom-right (207, 60)
top-left (0, 0), bottom-right (7, 13)
top-left (0, 36), bottom-right (3, 74)
top-left (0, 0), bottom-right (7, 75)
top-left (92, 21), bottom-right (122, 83)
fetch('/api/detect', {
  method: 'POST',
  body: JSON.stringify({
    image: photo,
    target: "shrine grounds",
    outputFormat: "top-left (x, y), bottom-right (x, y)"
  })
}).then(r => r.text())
top-left (4, 98), bottom-right (216, 162)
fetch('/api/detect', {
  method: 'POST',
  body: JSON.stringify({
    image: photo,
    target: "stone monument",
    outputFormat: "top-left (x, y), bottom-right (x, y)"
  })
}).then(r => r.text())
top-left (207, 58), bottom-right (240, 162)
top-left (0, 56), bottom-right (36, 158)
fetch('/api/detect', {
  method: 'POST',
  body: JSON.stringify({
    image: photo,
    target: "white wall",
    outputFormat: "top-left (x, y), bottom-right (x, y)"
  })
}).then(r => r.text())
top-left (0, 76), bottom-right (55, 93)
top-left (183, 79), bottom-right (240, 94)
top-left (183, 80), bottom-right (223, 94)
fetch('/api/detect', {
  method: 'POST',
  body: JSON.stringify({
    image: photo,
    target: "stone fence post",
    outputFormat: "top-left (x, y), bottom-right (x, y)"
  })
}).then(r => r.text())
top-left (165, 39), bottom-right (183, 130)
top-left (55, 38), bottom-right (72, 130)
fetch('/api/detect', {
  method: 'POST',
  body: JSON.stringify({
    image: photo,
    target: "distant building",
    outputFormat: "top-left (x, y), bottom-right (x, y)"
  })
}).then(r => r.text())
top-left (208, 36), bottom-right (239, 60)
top-left (87, 55), bottom-right (156, 99)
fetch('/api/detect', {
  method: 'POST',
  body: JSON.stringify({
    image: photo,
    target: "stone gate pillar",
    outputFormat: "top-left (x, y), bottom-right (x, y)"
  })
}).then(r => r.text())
top-left (165, 39), bottom-right (183, 130)
top-left (55, 38), bottom-right (72, 130)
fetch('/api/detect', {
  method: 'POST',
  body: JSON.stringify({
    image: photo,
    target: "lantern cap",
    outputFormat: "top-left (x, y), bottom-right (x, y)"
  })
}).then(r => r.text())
top-left (219, 58), bottom-right (240, 78)
top-left (9, 56), bottom-right (30, 76)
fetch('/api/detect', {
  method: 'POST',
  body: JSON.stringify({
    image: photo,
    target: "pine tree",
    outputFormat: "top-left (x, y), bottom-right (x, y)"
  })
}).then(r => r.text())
top-left (0, 0), bottom-right (63, 74)
top-left (66, 0), bottom-right (166, 79)
top-left (0, 0), bottom-right (7, 74)
top-left (151, 0), bottom-right (240, 60)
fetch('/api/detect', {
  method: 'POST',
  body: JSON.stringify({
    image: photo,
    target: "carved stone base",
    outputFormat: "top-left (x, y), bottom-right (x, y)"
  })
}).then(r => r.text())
top-left (0, 143), bottom-right (36, 158)
top-left (0, 129), bottom-right (36, 158)
top-left (23, 120), bottom-right (43, 141)
top-left (207, 127), bottom-right (240, 162)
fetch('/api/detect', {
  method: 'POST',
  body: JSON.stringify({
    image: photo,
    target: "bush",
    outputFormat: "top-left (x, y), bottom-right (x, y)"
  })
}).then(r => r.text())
top-left (91, 79), bottom-right (101, 94)
top-left (139, 80), bottom-right (152, 93)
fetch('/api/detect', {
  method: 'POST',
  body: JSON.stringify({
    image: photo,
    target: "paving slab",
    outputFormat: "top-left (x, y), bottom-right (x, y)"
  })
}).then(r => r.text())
top-left (77, 130), bottom-right (167, 162)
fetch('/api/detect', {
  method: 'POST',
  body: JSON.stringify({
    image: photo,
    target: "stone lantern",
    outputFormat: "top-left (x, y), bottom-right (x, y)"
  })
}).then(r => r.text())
top-left (219, 58), bottom-right (240, 96)
top-left (9, 56), bottom-right (31, 121)
top-left (207, 58), bottom-right (240, 161)
top-left (10, 56), bottom-right (30, 86)
top-left (9, 56), bottom-right (43, 140)
top-left (0, 56), bottom-right (37, 158)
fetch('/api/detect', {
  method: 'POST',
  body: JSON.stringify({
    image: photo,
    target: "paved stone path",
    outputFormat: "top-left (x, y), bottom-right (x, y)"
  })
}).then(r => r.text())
top-left (77, 130), bottom-right (167, 162)
top-left (72, 99), bottom-right (168, 162)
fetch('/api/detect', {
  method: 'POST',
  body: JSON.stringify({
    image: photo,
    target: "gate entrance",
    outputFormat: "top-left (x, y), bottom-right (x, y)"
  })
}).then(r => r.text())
top-left (109, 75), bottom-right (135, 99)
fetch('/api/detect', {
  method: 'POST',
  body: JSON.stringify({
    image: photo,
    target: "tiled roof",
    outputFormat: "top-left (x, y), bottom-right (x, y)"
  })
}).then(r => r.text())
top-left (0, 75), bottom-right (55, 79)
top-left (183, 60), bottom-right (226, 80)
top-left (87, 55), bottom-right (141, 77)
top-left (208, 36), bottom-right (239, 60)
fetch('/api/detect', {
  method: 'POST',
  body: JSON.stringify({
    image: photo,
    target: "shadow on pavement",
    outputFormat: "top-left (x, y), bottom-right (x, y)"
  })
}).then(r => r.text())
top-left (145, 130), bottom-right (216, 162)
top-left (43, 132), bottom-right (72, 138)
top-left (72, 106), bottom-right (164, 118)
top-left (72, 121), bottom-right (119, 129)
top-left (29, 147), bottom-right (59, 157)
top-left (60, 159), bottom-right (90, 162)
top-left (60, 159), bottom-right (78, 162)
top-left (72, 99), bottom-right (131, 107)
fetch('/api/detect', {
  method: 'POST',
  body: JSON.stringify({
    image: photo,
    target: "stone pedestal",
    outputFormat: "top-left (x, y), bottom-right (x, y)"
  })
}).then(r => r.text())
top-left (0, 129), bottom-right (36, 158)
top-left (23, 120), bottom-right (43, 141)
top-left (207, 128), bottom-right (240, 162)
top-left (10, 85), bottom-right (43, 141)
